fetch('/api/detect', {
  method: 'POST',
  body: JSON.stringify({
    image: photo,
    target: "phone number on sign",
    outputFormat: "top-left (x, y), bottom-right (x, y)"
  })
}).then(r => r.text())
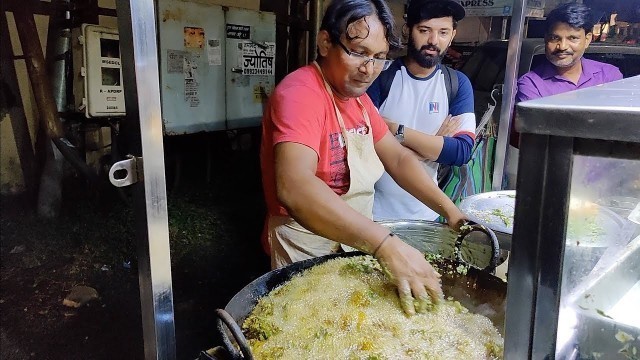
top-left (243, 68), bottom-right (273, 75)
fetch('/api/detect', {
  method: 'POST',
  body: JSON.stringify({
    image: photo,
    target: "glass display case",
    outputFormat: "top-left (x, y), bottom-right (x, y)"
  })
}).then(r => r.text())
top-left (504, 76), bottom-right (640, 359)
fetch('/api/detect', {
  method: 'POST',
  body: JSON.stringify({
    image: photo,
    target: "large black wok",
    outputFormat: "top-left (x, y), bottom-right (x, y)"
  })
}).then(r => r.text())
top-left (205, 223), bottom-right (507, 360)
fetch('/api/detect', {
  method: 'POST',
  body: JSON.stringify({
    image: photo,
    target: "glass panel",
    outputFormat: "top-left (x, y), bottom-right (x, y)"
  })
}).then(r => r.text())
top-left (460, 47), bottom-right (487, 85)
top-left (101, 67), bottom-right (121, 86)
top-left (530, 54), bottom-right (546, 72)
top-left (556, 155), bottom-right (640, 359)
top-left (474, 48), bottom-right (507, 92)
top-left (100, 38), bottom-right (120, 58)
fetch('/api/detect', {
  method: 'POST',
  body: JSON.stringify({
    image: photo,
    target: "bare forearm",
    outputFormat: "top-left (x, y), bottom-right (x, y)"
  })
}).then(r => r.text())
top-left (277, 175), bottom-right (388, 254)
top-left (385, 119), bottom-right (443, 161)
top-left (403, 128), bottom-right (444, 161)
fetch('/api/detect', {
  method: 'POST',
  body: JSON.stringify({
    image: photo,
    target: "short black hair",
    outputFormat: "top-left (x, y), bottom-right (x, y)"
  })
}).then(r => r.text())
top-left (406, 0), bottom-right (465, 29)
top-left (319, 0), bottom-right (400, 51)
top-left (545, 2), bottom-right (594, 35)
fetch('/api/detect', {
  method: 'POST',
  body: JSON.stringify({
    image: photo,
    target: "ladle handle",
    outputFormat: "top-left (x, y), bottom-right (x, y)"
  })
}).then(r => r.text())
top-left (215, 308), bottom-right (254, 360)
top-left (454, 221), bottom-right (500, 273)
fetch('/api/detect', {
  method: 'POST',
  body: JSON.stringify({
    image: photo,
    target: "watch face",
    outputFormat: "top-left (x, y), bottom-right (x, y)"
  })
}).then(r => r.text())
top-left (395, 125), bottom-right (405, 143)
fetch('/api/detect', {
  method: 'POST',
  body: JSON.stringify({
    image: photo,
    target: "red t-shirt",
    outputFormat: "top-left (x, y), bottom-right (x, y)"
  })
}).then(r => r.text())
top-left (261, 64), bottom-right (388, 216)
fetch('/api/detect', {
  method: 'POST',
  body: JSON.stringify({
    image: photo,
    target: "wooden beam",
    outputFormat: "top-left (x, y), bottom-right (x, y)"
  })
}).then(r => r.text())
top-left (261, 0), bottom-right (290, 82)
top-left (0, 10), bottom-right (39, 198)
top-left (1, 0), bottom-right (116, 19)
top-left (73, 0), bottom-right (99, 25)
top-left (12, 4), bottom-right (65, 138)
top-left (2, 0), bottom-right (66, 16)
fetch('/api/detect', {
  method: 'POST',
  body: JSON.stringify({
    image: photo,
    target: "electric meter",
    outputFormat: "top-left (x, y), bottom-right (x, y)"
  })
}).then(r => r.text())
top-left (72, 24), bottom-right (125, 117)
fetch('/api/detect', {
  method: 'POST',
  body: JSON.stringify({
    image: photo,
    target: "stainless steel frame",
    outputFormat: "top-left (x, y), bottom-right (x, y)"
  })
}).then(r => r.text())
top-left (492, 0), bottom-right (527, 190)
top-left (504, 77), bottom-right (640, 359)
top-left (116, 0), bottom-right (176, 359)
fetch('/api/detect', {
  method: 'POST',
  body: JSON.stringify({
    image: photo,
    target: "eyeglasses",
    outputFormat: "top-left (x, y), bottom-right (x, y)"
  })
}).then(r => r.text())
top-left (336, 41), bottom-right (392, 71)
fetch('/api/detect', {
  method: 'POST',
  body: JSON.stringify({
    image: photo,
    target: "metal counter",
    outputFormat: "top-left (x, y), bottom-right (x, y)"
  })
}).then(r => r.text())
top-left (504, 76), bottom-right (640, 359)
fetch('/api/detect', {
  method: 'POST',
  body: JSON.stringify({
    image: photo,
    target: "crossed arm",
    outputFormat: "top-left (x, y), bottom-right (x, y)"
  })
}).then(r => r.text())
top-left (384, 115), bottom-right (474, 166)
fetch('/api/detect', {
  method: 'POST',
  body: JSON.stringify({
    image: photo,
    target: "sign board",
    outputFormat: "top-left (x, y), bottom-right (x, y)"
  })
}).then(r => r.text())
top-left (460, 0), bottom-right (545, 17)
top-left (226, 24), bottom-right (250, 39)
top-left (241, 41), bottom-right (275, 76)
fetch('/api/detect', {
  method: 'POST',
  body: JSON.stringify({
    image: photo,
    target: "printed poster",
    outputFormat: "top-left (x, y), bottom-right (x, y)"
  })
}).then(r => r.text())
top-left (241, 41), bottom-right (275, 76)
top-left (184, 27), bottom-right (205, 49)
top-left (167, 49), bottom-right (186, 73)
top-left (207, 39), bottom-right (222, 66)
top-left (183, 53), bottom-right (200, 107)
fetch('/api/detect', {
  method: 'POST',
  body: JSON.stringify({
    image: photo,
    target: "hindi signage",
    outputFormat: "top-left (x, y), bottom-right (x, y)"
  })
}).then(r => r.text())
top-left (241, 41), bottom-right (275, 76)
top-left (226, 24), bottom-right (250, 39)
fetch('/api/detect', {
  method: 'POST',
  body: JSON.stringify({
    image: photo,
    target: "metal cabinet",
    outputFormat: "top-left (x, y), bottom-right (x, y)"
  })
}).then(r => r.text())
top-left (157, 1), bottom-right (275, 135)
top-left (225, 7), bottom-right (276, 129)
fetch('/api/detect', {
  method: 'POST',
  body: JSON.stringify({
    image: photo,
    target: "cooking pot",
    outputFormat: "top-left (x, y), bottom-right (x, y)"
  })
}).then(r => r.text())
top-left (376, 219), bottom-right (510, 270)
top-left (460, 190), bottom-right (632, 289)
top-left (205, 223), bottom-right (506, 360)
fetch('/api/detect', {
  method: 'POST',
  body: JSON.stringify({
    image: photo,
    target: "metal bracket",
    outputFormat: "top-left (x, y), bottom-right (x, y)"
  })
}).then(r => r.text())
top-left (109, 155), bottom-right (143, 187)
top-left (230, 67), bottom-right (243, 74)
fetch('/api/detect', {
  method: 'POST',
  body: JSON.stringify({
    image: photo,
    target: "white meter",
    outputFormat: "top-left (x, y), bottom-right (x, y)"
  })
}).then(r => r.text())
top-left (72, 24), bottom-right (125, 117)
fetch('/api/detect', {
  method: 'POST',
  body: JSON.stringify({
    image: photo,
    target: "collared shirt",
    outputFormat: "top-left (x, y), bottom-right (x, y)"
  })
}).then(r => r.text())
top-left (511, 57), bottom-right (622, 146)
top-left (516, 57), bottom-right (623, 102)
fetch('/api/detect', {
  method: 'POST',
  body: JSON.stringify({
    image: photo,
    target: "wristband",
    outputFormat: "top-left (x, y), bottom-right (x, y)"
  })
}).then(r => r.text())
top-left (373, 233), bottom-right (394, 257)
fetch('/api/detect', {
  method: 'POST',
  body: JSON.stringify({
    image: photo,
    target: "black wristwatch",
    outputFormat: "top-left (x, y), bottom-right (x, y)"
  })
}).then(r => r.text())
top-left (395, 124), bottom-right (405, 143)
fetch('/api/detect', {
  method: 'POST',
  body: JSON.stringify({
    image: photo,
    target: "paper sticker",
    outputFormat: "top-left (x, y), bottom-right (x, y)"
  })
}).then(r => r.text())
top-left (183, 53), bottom-right (198, 79)
top-left (167, 50), bottom-right (186, 73)
top-left (184, 54), bottom-right (200, 107)
top-left (207, 39), bottom-right (222, 66)
top-left (226, 24), bottom-right (250, 39)
top-left (253, 76), bottom-right (273, 103)
top-left (253, 84), bottom-right (266, 103)
top-left (185, 78), bottom-right (199, 106)
top-left (241, 41), bottom-right (275, 76)
top-left (184, 27), bottom-right (205, 48)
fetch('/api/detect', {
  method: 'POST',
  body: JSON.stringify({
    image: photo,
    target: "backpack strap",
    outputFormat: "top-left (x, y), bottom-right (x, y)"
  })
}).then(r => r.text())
top-left (377, 60), bottom-right (403, 106)
top-left (441, 65), bottom-right (458, 105)
top-left (378, 62), bottom-right (458, 107)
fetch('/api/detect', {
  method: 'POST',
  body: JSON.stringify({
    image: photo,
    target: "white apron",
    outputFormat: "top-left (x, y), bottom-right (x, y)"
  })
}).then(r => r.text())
top-left (268, 62), bottom-right (385, 269)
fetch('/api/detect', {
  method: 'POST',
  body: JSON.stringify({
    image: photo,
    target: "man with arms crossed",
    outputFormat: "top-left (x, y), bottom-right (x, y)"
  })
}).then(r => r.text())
top-left (368, 0), bottom-right (476, 221)
top-left (261, 0), bottom-right (466, 315)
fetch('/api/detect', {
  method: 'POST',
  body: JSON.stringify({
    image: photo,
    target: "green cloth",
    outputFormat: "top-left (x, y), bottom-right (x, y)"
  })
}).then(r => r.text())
top-left (438, 135), bottom-right (496, 206)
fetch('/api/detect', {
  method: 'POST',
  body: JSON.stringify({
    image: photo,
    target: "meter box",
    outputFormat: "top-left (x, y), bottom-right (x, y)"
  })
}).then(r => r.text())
top-left (72, 24), bottom-right (125, 118)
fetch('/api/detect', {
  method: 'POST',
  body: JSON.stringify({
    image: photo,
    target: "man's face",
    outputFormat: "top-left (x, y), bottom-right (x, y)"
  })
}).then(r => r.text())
top-left (545, 22), bottom-right (593, 68)
top-left (407, 17), bottom-right (456, 69)
top-left (318, 16), bottom-right (389, 99)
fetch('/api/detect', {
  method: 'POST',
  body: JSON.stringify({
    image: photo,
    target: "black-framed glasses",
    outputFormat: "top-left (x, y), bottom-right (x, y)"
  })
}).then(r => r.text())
top-left (336, 41), bottom-right (393, 71)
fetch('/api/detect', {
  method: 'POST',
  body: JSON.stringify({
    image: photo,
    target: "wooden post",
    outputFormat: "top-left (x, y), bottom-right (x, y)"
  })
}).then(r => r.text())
top-left (0, 10), bottom-right (38, 198)
top-left (260, 0), bottom-right (291, 83)
top-left (11, 3), bottom-right (98, 185)
top-left (12, 4), bottom-right (66, 139)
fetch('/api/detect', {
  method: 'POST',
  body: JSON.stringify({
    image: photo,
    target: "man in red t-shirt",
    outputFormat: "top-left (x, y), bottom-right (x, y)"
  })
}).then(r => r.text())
top-left (260, 0), bottom-right (466, 316)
